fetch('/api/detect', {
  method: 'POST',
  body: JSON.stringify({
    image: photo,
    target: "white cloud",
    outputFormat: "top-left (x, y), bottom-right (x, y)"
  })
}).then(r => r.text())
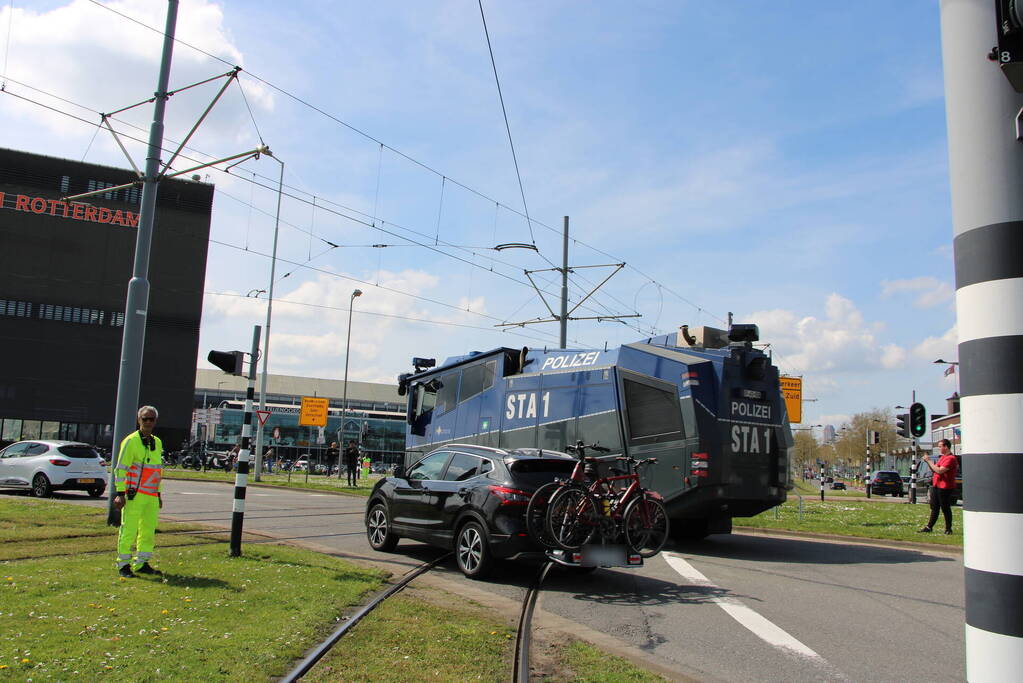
top-left (880, 276), bottom-right (953, 309)
top-left (0, 0), bottom-right (272, 156)
top-left (912, 325), bottom-right (957, 364)
top-left (202, 269), bottom-right (492, 382)
top-left (748, 293), bottom-right (906, 378)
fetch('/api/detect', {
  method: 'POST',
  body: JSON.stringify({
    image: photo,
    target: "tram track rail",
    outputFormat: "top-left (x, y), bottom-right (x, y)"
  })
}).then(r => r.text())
top-left (514, 561), bottom-right (551, 683)
top-left (280, 552), bottom-right (453, 683)
top-left (278, 555), bottom-right (553, 683)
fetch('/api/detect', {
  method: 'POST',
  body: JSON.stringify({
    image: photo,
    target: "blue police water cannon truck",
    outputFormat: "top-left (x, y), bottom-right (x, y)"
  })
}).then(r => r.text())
top-left (397, 323), bottom-right (793, 540)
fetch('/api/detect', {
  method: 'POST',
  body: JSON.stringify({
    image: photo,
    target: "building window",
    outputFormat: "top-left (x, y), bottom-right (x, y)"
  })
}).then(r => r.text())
top-left (0, 298), bottom-right (120, 327)
top-left (20, 420), bottom-right (41, 440)
top-left (2, 419), bottom-right (22, 441)
top-left (40, 421), bottom-right (60, 440)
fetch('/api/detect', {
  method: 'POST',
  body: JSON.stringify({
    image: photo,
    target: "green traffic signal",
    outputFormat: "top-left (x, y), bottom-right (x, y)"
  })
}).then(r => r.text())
top-left (909, 402), bottom-right (926, 438)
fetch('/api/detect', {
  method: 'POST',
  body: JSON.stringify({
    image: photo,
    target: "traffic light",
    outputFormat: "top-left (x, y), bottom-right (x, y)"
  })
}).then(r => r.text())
top-left (208, 350), bottom-right (245, 376)
top-left (872, 431), bottom-right (880, 445)
top-left (896, 413), bottom-right (910, 439)
top-left (909, 402), bottom-right (927, 438)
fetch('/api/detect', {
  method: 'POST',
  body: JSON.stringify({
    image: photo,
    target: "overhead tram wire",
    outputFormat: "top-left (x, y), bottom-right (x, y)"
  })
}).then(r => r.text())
top-left (205, 291), bottom-right (571, 346)
top-left (0, 84), bottom-right (652, 342)
top-left (205, 237), bottom-right (587, 346)
top-left (478, 0), bottom-right (538, 251)
top-left (81, 0), bottom-right (728, 325)
top-left (0, 86), bottom-right (623, 328)
top-left (0, 86), bottom-right (579, 342)
top-left (1, 77), bottom-right (659, 339)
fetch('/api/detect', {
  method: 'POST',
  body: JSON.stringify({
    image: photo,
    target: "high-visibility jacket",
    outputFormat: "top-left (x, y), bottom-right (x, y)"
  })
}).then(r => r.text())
top-left (114, 431), bottom-right (163, 497)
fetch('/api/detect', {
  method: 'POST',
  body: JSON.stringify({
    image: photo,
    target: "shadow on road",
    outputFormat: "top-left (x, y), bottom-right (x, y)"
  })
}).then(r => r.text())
top-left (672, 533), bottom-right (956, 566)
top-left (546, 567), bottom-right (731, 607)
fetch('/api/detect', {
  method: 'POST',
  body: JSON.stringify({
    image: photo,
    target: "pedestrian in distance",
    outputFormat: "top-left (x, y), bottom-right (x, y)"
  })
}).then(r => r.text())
top-left (344, 440), bottom-right (359, 487)
top-left (918, 438), bottom-right (959, 535)
top-left (112, 405), bottom-right (164, 578)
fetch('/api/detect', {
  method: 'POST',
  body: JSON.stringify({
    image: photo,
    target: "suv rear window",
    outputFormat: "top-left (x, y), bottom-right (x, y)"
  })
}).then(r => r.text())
top-left (874, 472), bottom-right (900, 482)
top-left (58, 445), bottom-right (100, 458)
top-left (509, 458), bottom-right (576, 487)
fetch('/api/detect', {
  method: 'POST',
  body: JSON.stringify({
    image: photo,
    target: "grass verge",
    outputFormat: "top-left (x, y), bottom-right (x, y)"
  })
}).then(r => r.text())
top-left (0, 497), bottom-right (384, 680)
top-left (735, 496), bottom-right (962, 546)
top-left (1, 498), bottom-right (666, 682)
top-left (163, 468), bottom-right (377, 497)
top-left (306, 586), bottom-right (665, 682)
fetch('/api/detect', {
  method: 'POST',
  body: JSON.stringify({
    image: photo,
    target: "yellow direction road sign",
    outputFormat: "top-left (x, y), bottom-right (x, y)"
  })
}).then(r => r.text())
top-left (779, 376), bottom-right (802, 424)
top-left (299, 396), bottom-right (329, 427)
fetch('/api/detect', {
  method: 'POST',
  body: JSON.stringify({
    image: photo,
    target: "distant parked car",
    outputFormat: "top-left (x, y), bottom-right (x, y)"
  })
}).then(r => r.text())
top-left (830, 481), bottom-right (846, 490)
top-left (869, 470), bottom-right (904, 497)
top-left (0, 440), bottom-right (107, 498)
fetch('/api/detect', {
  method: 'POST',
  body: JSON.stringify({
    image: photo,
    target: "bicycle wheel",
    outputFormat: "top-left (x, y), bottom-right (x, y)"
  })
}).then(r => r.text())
top-left (546, 485), bottom-right (599, 551)
top-left (623, 494), bottom-right (669, 558)
top-left (525, 481), bottom-right (563, 548)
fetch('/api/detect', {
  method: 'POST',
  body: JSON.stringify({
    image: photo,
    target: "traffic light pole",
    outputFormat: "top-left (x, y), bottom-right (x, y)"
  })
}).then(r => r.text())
top-left (909, 439), bottom-right (918, 505)
top-left (865, 450), bottom-right (871, 499)
top-left (229, 325), bottom-right (260, 557)
top-left (106, 0), bottom-right (179, 526)
top-left (941, 2), bottom-right (1023, 677)
top-left (819, 463), bottom-right (824, 502)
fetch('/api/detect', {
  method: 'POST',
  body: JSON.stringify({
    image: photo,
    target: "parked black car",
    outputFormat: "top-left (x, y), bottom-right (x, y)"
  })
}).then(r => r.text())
top-left (869, 470), bottom-right (904, 497)
top-left (365, 444), bottom-right (576, 579)
top-left (830, 481), bottom-right (846, 490)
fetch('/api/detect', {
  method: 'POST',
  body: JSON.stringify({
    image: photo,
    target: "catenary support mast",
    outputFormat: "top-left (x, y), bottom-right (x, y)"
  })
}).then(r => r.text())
top-left (106, 0), bottom-right (178, 526)
top-left (940, 2), bottom-right (1023, 679)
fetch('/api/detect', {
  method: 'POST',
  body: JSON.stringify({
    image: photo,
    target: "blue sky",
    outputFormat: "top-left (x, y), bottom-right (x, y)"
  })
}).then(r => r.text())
top-left (0, 1), bottom-right (961, 434)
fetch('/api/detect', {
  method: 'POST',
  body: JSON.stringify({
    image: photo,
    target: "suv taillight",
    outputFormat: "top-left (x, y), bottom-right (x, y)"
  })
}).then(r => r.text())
top-left (488, 486), bottom-right (530, 505)
top-left (48, 458), bottom-right (71, 466)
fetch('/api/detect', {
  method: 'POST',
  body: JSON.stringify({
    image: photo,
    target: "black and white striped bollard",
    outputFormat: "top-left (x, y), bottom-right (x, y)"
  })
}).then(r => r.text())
top-left (230, 325), bottom-right (260, 557)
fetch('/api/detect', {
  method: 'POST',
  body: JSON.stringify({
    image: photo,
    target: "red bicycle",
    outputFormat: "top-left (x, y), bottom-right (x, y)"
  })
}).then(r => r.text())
top-left (537, 441), bottom-right (669, 557)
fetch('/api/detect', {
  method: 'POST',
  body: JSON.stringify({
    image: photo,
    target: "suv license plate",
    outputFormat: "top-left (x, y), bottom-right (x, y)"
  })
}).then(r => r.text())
top-left (78, 478), bottom-right (95, 484)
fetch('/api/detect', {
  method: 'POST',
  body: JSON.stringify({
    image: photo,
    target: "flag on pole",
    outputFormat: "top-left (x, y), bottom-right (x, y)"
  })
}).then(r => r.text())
top-left (944, 365), bottom-right (955, 377)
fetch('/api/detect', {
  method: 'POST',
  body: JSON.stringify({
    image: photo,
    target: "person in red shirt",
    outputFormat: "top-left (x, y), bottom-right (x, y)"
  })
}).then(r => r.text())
top-left (918, 439), bottom-right (959, 534)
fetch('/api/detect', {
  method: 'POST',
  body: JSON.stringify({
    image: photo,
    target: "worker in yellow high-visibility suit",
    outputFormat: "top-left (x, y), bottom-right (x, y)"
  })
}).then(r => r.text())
top-left (113, 405), bottom-right (164, 578)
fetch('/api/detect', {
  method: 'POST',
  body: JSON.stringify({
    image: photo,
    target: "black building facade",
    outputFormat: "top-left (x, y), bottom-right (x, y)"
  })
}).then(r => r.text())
top-left (0, 148), bottom-right (213, 449)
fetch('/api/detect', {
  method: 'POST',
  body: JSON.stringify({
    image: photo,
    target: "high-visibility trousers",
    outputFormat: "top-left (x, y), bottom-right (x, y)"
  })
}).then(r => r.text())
top-left (116, 494), bottom-right (160, 569)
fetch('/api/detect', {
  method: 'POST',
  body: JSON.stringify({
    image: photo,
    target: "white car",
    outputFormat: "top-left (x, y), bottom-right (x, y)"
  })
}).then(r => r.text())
top-left (0, 440), bottom-right (108, 498)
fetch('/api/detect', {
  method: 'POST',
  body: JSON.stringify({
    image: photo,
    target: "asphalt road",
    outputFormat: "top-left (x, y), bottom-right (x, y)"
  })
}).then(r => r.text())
top-left (56, 479), bottom-right (965, 682)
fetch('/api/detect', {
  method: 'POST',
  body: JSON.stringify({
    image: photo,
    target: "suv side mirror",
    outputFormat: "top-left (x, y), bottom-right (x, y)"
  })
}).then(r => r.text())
top-left (393, 465), bottom-right (406, 479)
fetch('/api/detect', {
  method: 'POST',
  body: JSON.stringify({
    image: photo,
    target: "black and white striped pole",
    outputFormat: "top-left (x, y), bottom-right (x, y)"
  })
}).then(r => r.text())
top-left (229, 325), bottom-right (260, 557)
top-left (819, 463), bottom-right (824, 502)
top-left (909, 440), bottom-right (918, 504)
top-left (865, 450), bottom-right (872, 499)
top-left (941, 2), bottom-right (1023, 678)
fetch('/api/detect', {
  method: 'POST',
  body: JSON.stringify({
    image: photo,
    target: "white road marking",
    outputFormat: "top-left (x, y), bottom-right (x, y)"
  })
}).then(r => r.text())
top-left (662, 552), bottom-right (827, 663)
top-left (178, 492), bottom-right (216, 495)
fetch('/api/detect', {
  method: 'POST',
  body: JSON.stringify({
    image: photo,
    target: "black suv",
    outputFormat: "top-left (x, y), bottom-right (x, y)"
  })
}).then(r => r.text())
top-left (869, 470), bottom-right (904, 497)
top-left (365, 444), bottom-right (576, 578)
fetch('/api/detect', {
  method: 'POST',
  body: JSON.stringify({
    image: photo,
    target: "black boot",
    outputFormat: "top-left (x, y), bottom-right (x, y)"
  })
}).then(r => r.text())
top-left (135, 563), bottom-right (162, 576)
top-left (118, 565), bottom-right (135, 578)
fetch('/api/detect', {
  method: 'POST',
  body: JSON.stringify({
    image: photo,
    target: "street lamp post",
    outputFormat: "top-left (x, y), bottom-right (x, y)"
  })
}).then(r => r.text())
top-left (337, 289), bottom-right (362, 478)
top-left (252, 152), bottom-right (284, 482)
